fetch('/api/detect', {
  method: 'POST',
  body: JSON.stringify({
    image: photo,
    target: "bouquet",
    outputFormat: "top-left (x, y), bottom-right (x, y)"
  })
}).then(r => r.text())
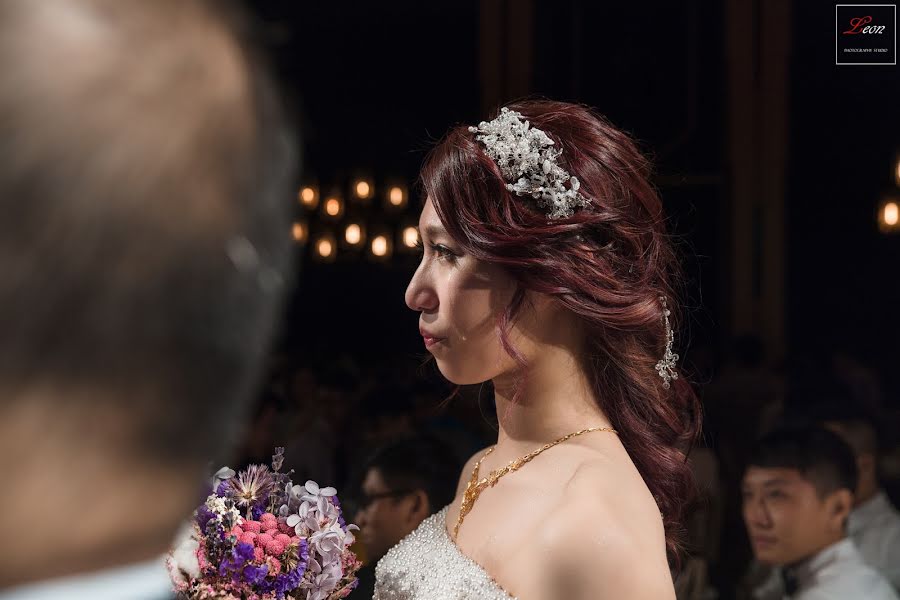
top-left (167, 447), bottom-right (361, 600)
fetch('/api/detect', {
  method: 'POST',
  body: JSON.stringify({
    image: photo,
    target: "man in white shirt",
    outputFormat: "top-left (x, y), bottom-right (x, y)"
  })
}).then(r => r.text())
top-left (825, 417), bottom-right (900, 590)
top-left (742, 426), bottom-right (898, 600)
top-left (0, 0), bottom-right (296, 597)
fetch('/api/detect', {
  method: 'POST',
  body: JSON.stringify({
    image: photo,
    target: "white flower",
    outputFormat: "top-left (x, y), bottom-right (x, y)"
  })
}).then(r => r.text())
top-left (310, 520), bottom-right (347, 563)
top-left (285, 499), bottom-right (318, 537)
top-left (299, 480), bottom-right (337, 516)
top-left (301, 557), bottom-right (343, 600)
top-left (166, 522), bottom-right (201, 586)
top-left (205, 495), bottom-right (240, 525)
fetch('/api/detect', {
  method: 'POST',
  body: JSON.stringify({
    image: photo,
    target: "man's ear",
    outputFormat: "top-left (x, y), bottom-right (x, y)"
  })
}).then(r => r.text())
top-left (405, 489), bottom-right (431, 525)
top-left (827, 488), bottom-right (854, 532)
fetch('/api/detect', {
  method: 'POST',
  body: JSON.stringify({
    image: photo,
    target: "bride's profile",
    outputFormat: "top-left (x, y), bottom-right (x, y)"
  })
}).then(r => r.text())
top-left (374, 100), bottom-right (700, 599)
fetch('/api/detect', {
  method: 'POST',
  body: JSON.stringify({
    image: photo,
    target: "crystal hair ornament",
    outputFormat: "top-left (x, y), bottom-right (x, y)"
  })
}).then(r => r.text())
top-left (655, 296), bottom-right (679, 389)
top-left (468, 107), bottom-right (592, 220)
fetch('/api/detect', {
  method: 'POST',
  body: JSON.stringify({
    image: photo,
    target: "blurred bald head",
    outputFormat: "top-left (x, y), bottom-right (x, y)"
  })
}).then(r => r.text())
top-left (0, 0), bottom-right (296, 465)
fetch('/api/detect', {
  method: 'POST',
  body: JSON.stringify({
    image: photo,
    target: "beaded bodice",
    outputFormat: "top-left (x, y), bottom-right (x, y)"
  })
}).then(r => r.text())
top-left (373, 506), bottom-right (515, 600)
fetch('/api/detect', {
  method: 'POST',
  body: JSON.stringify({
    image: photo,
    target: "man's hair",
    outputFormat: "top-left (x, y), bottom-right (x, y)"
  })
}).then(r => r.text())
top-left (0, 0), bottom-right (296, 464)
top-left (748, 426), bottom-right (858, 498)
top-left (363, 435), bottom-right (461, 513)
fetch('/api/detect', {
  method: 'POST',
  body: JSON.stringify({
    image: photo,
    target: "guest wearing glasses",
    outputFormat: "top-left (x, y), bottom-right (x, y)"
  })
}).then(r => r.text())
top-left (349, 435), bottom-right (460, 599)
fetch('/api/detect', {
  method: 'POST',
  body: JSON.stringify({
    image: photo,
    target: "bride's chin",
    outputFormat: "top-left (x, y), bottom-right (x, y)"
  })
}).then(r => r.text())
top-left (434, 360), bottom-right (492, 387)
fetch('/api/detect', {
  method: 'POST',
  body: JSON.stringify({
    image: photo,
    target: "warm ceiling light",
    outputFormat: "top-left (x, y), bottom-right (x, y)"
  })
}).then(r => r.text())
top-left (885, 202), bottom-right (899, 226)
top-left (355, 181), bottom-right (372, 199)
top-left (402, 226), bottom-right (419, 248)
top-left (324, 197), bottom-right (342, 217)
top-left (345, 223), bottom-right (362, 245)
top-left (389, 186), bottom-right (404, 206)
top-left (317, 238), bottom-right (334, 258)
top-left (371, 235), bottom-right (388, 257)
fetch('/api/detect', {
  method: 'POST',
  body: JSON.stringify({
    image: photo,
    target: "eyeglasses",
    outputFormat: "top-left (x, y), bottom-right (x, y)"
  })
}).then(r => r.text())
top-left (356, 489), bottom-right (414, 509)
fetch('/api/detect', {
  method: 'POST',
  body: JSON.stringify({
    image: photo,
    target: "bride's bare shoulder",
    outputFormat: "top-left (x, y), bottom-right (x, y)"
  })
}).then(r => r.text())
top-left (540, 460), bottom-right (675, 599)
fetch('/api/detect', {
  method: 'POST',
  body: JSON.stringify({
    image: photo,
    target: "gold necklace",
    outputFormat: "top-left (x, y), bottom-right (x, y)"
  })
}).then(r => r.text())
top-left (453, 426), bottom-right (618, 539)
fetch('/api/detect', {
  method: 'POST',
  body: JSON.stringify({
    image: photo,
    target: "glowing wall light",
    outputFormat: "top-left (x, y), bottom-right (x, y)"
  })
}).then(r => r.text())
top-left (298, 186), bottom-right (319, 210)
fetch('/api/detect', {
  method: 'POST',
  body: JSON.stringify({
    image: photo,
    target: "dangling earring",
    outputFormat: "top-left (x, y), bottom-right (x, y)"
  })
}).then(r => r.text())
top-left (655, 296), bottom-right (679, 389)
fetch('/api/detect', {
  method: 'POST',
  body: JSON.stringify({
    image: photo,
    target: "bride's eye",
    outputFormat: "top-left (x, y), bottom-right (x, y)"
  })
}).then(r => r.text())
top-left (430, 243), bottom-right (458, 263)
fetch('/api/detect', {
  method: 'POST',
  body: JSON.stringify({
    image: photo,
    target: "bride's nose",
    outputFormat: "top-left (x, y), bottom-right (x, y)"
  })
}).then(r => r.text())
top-left (405, 264), bottom-right (438, 312)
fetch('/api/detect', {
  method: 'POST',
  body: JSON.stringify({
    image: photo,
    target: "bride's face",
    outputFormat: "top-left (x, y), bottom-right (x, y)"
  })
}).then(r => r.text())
top-left (405, 198), bottom-right (542, 384)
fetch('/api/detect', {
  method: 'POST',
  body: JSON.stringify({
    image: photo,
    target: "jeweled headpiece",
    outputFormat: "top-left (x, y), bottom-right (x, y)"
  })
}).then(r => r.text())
top-left (468, 107), bottom-right (591, 220)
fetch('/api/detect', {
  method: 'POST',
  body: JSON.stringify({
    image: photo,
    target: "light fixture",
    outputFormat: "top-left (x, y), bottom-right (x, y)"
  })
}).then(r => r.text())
top-left (298, 186), bottom-right (319, 210)
top-left (370, 234), bottom-right (392, 260)
top-left (354, 179), bottom-right (373, 200)
top-left (879, 199), bottom-right (899, 233)
top-left (322, 195), bottom-right (344, 219)
top-left (401, 226), bottom-right (419, 249)
top-left (313, 232), bottom-right (337, 262)
top-left (291, 221), bottom-right (308, 244)
top-left (343, 222), bottom-right (366, 248)
top-left (385, 185), bottom-right (408, 210)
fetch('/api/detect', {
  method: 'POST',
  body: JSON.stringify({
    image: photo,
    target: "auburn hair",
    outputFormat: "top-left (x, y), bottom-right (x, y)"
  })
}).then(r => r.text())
top-left (420, 100), bottom-right (701, 564)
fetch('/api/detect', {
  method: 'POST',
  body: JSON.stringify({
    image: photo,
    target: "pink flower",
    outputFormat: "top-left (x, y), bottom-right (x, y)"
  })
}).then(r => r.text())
top-left (262, 520), bottom-right (278, 533)
top-left (242, 520), bottom-right (262, 534)
top-left (274, 534), bottom-right (292, 546)
top-left (253, 546), bottom-right (265, 563)
top-left (240, 532), bottom-right (258, 546)
top-left (257, 533), bottom-right (274, 548)
top-left (265, 540), bottom-right (285, 556)
top-left (260, 512), bottom-right (277, 523)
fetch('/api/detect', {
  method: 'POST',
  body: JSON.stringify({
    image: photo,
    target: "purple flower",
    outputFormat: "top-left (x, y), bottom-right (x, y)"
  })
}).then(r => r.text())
top-left (215, 481), bottom-right (231, 497)
top-left (242, 563), bottom-right (269, 586)
top-left (218, 542), bottom-right (255, 581)
top-left (257, 540), bottom-right (309, 599)
top-left (196, 505), bottom-right (215, 531)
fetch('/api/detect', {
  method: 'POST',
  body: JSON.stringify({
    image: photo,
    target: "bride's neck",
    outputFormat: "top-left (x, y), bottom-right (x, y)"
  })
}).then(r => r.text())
top-left (491, 344), bottom-right (612, 449)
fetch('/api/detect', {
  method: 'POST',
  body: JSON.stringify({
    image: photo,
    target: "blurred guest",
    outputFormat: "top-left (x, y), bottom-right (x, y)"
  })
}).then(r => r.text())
top-left (741, 426), bottom-right (898, 600)
top-left (0, 0), bottom-right (295, 596)
top-left (348, 436), bottom-right (460, 600)
top-left (359, 384), bottom-right (417, 450)
top-left (824, 414), bottom-right (900, 589)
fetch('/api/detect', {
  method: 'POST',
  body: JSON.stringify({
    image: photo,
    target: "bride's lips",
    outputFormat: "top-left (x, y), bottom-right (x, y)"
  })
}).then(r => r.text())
top-left (419, 327), bottom-right (446, 349)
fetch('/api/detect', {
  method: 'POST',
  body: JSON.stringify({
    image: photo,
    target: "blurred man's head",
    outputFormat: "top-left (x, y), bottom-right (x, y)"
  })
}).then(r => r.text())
top-left (354, 435), bottom-right (460, 562)
top-left (742, 426), bottom-right (857, 567)
top-left (0, 0), bottom-right (295, 586)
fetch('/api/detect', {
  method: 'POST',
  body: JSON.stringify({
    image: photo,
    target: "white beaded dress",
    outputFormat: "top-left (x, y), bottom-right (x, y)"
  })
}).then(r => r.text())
top-left (373, 506), bottom-right (516, 600)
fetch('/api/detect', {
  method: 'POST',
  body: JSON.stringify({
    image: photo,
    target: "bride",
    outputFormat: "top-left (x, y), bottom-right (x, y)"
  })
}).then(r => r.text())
top-left (373, 100), bottom-right (700, 599)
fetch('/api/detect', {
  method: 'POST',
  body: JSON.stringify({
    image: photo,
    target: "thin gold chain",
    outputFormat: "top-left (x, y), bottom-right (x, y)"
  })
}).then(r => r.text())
top-left (453, 426), bottom-right (618, 539)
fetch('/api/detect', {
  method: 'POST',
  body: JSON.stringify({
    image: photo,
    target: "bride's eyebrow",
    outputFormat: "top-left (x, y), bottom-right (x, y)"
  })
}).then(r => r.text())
top-left (422, 224), bottom-right (448, 240)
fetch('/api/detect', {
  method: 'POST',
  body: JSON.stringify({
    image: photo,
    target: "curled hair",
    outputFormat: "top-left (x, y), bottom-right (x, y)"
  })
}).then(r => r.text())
top-left (421, 100), bottom-right (701, 564)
